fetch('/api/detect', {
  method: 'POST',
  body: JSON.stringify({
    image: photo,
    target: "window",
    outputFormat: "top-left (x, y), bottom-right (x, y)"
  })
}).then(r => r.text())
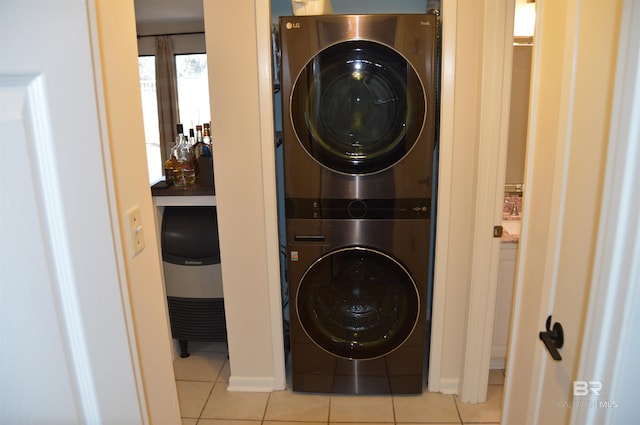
top-left (137, 53), bottom-right (210, 183)
top-left (176, 53), bottom-right (210, 132)
top-left (138, 56), bottom-right (162, 183)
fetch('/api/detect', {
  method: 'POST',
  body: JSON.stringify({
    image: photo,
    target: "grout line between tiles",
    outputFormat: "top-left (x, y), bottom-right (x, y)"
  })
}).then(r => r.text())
top-left (197, 380), bottom-right (216, 422)
top-left (327, 393), bottom-right (332, 425)
top-left (261, 391), bottom-right (271, 424)
top-left (453, 394), bottom-right (464, 425)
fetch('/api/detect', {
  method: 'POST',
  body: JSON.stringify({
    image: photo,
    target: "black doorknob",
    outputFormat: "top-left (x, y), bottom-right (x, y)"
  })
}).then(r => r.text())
top-left (539, 315), bottom-right (564, 361)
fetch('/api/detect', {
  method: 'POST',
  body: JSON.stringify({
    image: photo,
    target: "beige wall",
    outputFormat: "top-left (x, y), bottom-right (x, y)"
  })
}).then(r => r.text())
top-left (94, 1), bottom-right (181, 421)
top-left (203, 0), bottom-right (285, 390)
top-left (505, 45), bottom-right (532, 185)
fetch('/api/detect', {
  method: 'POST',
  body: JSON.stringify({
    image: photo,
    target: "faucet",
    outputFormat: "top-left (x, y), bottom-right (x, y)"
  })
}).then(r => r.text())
top-left (504, 199), bottom-right (519, 216)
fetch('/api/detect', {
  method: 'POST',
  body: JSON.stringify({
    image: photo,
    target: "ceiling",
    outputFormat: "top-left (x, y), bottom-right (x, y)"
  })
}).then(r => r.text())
top-left (133, 0), bottom-right (204, 23)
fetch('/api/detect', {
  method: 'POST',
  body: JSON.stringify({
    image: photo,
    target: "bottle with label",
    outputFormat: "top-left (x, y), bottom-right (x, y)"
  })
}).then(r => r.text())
top-left (188, 128), bottom-right (196, 146)
top-left (198, 123), bottom-right (214, 187)
top-left (164, 159), bottom-right (174, 184)
top-left (203, 123), bottom-right (211, 146)
top-left (192, 125), bottom-right (206, 160)
top-left (171, 123), bottom-right (196, 188)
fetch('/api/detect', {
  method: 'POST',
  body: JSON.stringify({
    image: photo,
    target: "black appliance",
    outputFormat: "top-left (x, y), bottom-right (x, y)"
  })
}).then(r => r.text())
top-left (161, 206), bottom-right (226, 358)
top-left (279, 14), bottom-right (438, 394)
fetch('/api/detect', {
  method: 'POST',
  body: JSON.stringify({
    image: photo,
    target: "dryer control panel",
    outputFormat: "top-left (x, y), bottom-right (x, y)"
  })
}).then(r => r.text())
top-left (285, 197), bottom-right (431, 220)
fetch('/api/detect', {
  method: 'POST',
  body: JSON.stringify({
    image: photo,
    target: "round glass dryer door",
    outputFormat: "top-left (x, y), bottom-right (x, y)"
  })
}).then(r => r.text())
top-left (291, 41), bottom-right (426, 175)
top-left (296, 247), bottom-right (420, 360)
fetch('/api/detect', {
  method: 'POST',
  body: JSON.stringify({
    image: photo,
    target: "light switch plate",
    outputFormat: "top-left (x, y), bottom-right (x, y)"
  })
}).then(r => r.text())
top-left (126, 205), bottom-right (145, 257)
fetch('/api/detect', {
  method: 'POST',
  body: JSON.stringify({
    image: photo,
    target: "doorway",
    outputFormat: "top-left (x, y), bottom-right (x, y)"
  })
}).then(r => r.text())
top-left (489, 0), bottom-right (536, 378)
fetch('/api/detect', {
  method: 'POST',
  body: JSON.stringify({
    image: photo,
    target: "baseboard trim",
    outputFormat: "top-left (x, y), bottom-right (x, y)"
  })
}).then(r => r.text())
top-left (490, 357), bottom-right (506, 370)
top-left (434, 378), bottom-right (459, 395)
top-left (227, 376), bottom-right (276, 392)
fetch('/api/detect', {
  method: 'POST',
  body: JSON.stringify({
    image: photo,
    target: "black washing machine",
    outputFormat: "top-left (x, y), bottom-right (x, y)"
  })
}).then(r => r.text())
top-left (279, 14), bottom-right (438, 394)
top-left (286, 207), bottom-right (430, 394)
top-left (279, 13), bottom-right (438, 199)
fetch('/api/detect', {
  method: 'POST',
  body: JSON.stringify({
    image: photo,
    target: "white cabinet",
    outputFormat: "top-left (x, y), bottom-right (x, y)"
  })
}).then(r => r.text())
top-left (491, 243), bottom-right (517, 369)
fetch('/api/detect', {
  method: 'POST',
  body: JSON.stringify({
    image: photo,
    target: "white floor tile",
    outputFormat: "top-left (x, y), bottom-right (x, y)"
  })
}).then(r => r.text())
top-left (200, 382), bottom-right (269, 420)
top-left (488, 369), bottom-right (505, 385)
top-left (174, 345), bottom-right (504, 425)
top-left (197, 420), bottom-right (260, 425)
top-left (175, 380), bottom-right (213, 418)
top-left (331, 423), bottom-right (394, 425)
top-left (264, 389), bottom-right (330, 422)
top-left (173, 351), bottom-right (227, 382)
top-left (330, 394), bottom-right (395, 423)
top-left (393, 391), bottom-right (460, 423)
top-left (187, 341), bottom-right (228, 353)
top-left (455, 385), bottom-right (503, 423)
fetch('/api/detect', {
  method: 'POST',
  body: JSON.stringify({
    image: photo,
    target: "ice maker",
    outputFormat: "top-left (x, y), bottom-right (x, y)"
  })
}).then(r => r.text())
top-left (161, 206), bottom-right (226, 357)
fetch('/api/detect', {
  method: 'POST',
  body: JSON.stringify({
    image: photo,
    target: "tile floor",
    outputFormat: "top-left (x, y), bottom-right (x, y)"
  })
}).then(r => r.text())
top-left (174, 342), bottom-right (504, 425)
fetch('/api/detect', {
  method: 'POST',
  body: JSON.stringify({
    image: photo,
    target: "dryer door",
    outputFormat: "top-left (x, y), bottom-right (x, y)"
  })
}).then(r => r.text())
top-left (290, 40), bottom-right (426, 175)
top-left (296, 246), bottom-right (420, 360)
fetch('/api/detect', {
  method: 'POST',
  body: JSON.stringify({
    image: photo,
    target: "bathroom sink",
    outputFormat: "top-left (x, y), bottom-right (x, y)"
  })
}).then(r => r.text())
top-left (502, 220), bottom-right (521, 235)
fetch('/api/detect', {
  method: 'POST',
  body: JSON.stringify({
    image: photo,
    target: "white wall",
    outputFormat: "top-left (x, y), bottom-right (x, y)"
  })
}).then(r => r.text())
top-left (0, 0), bottom-right (180, 421)
top-left (94, 0), bottom-right (181, 421)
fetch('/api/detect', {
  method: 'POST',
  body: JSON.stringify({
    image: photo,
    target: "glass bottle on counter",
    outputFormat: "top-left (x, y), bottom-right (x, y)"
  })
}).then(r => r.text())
top-left (171, 123), bottom-right (196, 188)
top-left (197, 123), bottom-right (214, 186)
top-left (202, 123), bottom-right (211, 155)
top-left (192, 125), bottom-right (206, 160)
top-left (164, 158), bottom-right (174, 184)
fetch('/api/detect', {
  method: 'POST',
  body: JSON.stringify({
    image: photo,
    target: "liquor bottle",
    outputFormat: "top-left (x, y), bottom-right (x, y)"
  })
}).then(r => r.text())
top-left (198, 122), bottom-right (214, 187)
top-left (171, 123), bottom-right (196, 187)
top-left (164, 159), bottom-right (174, 184)
top-left (202, 122), bottom-right (211, 156)
top-left (203, 123), bottom-right (211, 146)
top-left (192, 125), bottom-right (206, 159)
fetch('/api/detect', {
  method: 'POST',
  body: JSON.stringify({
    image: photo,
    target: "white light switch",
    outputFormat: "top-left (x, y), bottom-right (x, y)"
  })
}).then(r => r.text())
top-left (126, 205), bottom-right (145, 257)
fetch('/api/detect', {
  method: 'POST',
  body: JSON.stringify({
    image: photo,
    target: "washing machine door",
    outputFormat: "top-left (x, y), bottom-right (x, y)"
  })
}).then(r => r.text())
top-left (290, 40), bottom-right (426, 175)
top-left (296, 247), bottom-right (420, 360)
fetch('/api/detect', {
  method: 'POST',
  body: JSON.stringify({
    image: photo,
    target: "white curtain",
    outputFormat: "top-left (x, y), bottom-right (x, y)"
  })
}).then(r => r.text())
top-left (155, 35), bottom-right (179, 167)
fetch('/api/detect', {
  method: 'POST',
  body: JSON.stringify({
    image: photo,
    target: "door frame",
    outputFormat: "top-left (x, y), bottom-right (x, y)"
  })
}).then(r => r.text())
top-left (428, 0), bottom-right (515, 402)
top-left (459, 0), bottom-right (515, 403)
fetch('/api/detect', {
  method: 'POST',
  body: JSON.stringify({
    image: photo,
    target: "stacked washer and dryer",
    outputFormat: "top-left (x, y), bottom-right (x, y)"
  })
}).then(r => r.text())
top-left (279, 13), bottom-right (439, 394)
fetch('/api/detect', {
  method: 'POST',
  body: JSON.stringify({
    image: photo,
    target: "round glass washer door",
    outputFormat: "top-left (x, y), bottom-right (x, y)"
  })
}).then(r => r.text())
top-left (296, 247), bottom-right (420, 360)
top-left (291, 40), bottom-right (426, 175)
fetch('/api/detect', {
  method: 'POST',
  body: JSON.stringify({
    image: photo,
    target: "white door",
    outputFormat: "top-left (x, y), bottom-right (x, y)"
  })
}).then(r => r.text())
top-left (503, 0), bottom-right (638, 423)
top-left (0, 1), bottom-right (145, 423)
